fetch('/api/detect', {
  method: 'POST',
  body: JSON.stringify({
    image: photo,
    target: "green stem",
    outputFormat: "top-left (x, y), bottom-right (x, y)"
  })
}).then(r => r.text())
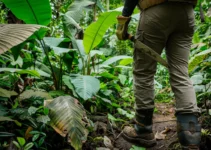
top-left (59, 55), bottom-right (63, 90)
top-left (39, 40), bottom-right (58, 89)
top-left (76, 47), bottom-right (85, 75)
top-left (87, 54), bottom-right (91, 75)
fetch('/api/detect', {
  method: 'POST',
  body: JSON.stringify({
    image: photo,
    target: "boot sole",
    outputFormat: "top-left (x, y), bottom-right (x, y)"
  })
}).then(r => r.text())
top-left (122, 132), bottom-right (157, 148)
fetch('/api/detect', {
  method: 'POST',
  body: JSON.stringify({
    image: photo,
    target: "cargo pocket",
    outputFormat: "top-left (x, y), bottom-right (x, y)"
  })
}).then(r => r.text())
top-left (133, 30), bottom-right (147, 70)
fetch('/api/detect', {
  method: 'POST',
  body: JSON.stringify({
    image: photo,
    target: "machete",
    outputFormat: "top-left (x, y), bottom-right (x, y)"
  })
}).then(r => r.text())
top-left (130, 36), bottom-right (168, 68)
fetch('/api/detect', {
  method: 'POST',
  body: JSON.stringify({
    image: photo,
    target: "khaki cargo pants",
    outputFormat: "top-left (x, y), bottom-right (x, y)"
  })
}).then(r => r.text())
top-left (133, 2), bottom-right (201, 117)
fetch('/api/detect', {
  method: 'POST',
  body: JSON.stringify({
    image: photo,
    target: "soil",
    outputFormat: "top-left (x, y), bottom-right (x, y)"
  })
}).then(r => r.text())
top-left (83, 103), bottom-right (211, 150)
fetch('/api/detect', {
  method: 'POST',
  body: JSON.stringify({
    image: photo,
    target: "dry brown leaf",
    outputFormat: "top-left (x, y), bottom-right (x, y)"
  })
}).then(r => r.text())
top-left (155, 127), bottom-right (171, 140)
top-left (155, 131), bottom-right (166, 140)
top-left (25, 126), bottom-right (33, 140)
top-left (161, 127), bottom-right (171, 134)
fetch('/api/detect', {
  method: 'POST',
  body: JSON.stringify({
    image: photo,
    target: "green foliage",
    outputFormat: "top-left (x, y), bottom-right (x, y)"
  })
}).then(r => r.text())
top-left (0, 0), bottom-right (210, 149)
top-left (13, 137), bottom-right (34, 150)
top-left (189, 48), bottom-right (211, 73)
top-left (2, 0), bottom-right (51, 25)
top-left (83, 11), bottom-right (121, 54)
top-left (130, 145), bottom-right (146, 150)
top-left (63, 75), bottom-right (100, 100)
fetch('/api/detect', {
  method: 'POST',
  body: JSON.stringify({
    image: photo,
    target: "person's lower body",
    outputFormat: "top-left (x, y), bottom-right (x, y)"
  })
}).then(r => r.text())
top-left (122, 2), bottom-right (201, 149)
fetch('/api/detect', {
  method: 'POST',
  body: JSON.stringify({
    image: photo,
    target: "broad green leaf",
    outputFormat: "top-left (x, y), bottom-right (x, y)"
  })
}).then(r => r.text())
top-left (64, 0), bottom-right (94, 29)
top-left (35, 69), bottom-right (50, 77)
top-left (76, 40), bottom-right (86, 57)
top-left (0, 68), bottom-right (40, 77)
top-left (17, 137), bottom-right (25, 147)
top-left (191, 73), bottom-right (203, 85)
top-left (43, 37), bottom-right (74, 55)
top-left (44, 37), bottom-right (70, 47)
top-left (17, 70), bottom-right (40, 77)
top-left (11, 43), bottom-right (25, 60)
top-left (0, 24), bottom-right (46, 54)
top-left (2, 0), bottom-right (51, 25)
top-left (118, 74), bottom-right (127, 85)
top-left (99, 72), bottom-right (118, 79)
top-left (35, 61), bottom-right (51, 74)
top-left (0, 116), bottom-right (14, 122)
top-left (101, 56), bottom-right (132, 67)
top-left (0, 88), bottom-right (18, 98)
top-left (194, 85), bottom-right (206, 93)
top-left (90, 50), bottom-right (104, 58)
top-left (62, 75), bottom-right (78, 98)
top-left (119, 58), bottom-right (133, 66)
top-left (19, 90), bottom-right (52, 101)
top-left (189, 49), bottom-right (211, 73)
top-left (36, 115), bottom-right (50, 124)
top-left (28, 106), bottom-right (39, 115)
top-left (70, 75), bottom-right (100, 100)
top-left (83, 11), bottom-right (121, 54)
top-left (45, 96), bottom-right (89, 150)
top-left (117, 108), bottom-right (134, 119)
top-left (51, 46), bottom-right (75, 55)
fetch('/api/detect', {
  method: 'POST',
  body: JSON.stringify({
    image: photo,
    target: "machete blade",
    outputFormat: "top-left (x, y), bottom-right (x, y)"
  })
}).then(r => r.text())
top-left (135, 39), bottom-right (168, 68)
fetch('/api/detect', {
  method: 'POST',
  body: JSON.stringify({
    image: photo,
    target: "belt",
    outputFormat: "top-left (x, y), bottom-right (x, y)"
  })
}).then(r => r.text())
top-left (139, 0), bottom-right (197, 10)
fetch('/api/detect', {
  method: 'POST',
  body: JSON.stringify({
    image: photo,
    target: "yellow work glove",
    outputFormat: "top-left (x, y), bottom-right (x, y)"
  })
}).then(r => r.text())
top-left (116, 16), bottom-right (133, 41)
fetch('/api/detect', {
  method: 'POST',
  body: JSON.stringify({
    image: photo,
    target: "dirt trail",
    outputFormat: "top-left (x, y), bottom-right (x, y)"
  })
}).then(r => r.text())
top-left (114, 103), bottom-right (178, 150)
top-left (85, 102), bottom-right (210, 150)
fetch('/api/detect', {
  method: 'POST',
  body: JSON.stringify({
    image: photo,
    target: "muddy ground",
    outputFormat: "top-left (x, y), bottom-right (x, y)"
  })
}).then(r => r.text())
top-left (83, 103), bottom-right (211, 150)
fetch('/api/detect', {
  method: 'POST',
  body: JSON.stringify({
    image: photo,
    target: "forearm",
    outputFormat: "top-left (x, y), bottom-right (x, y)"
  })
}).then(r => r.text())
top-left (122, 0), bottom-right (139, 17)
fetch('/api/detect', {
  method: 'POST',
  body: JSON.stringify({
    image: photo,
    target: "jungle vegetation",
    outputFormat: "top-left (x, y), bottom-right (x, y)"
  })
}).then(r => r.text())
top-left (0, 0), bottom-right (210, 150)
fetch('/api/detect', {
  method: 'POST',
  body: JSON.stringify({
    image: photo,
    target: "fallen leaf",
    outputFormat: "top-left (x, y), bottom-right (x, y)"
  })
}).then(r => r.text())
top-left (104, 136), bottom-right (113, 149)
top-left (161, 127), bottom-right (171, 134)
top-left (155, 131), bottom-right (166, 140)
top-left (168, 108), bottom-right (174, 113)
top-left (155, 127), bottom-right (171, 140)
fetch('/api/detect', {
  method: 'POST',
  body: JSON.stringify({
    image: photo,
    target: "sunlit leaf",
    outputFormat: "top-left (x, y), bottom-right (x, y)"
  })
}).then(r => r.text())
top-left (0, 68), bottom-right (40, 77)
top-left (101, 56), bottom-right (132, 67)
top-left (83, 11), bottom-right (121, 54)
top-left (17, 137), bottom-right (25, 147)
top-left (2, 0), bottom-right (51, 25)
top-left (19, 90), bottom-right (52, 101)
top-left (70, 75), bottom-right (100, 100)
top-left (0, 88), bottom-right (17, 98)
top-left (189, 49), bottom-right (211, 73)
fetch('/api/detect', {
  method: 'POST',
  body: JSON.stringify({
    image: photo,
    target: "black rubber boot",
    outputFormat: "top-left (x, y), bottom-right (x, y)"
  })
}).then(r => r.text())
top-left (177, 114), bottom-right (201, 150)
top-left (122, 109), bottom-right (156, 148)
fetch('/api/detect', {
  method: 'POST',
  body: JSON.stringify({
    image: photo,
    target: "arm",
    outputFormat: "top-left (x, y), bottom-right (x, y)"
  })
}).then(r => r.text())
top-left (116, 0), bottom-right (138, 40)
top-left (122, 0), bottom-right (139, 17)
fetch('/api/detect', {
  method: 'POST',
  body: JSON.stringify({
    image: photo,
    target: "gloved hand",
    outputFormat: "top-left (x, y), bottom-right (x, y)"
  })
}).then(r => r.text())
top-left (116, 16), bottom-right (133, 41)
